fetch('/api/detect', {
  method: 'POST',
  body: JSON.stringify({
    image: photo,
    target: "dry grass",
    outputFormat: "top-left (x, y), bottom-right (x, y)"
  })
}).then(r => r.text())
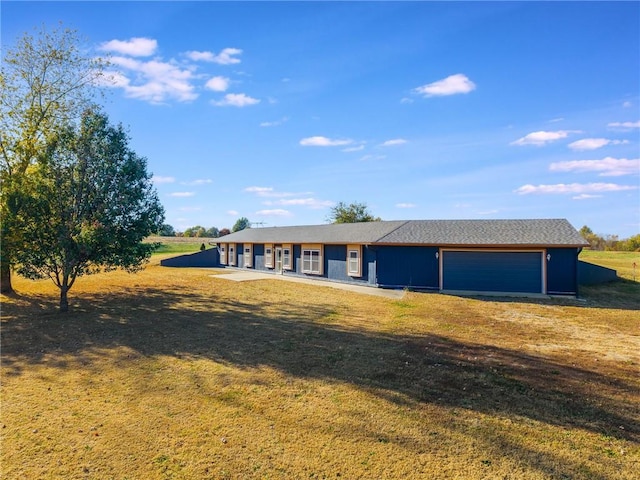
top-left (2, 255), bottom-right (639, 479)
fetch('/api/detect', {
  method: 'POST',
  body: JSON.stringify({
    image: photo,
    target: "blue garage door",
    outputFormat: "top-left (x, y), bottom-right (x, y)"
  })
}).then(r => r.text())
top-left (442, 251), bottom-right (543, 294)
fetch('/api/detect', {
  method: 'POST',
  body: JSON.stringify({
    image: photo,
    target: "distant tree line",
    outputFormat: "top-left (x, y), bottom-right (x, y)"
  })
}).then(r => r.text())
top-left (580, 226), bottom-right (640, 252)
top-left (158, 217), bottom-right (251, 238)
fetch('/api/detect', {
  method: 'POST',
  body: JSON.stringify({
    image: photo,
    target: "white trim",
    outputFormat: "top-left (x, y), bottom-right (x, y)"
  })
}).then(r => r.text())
top-left (219, 243), bottom-right (227, 265)
top-left (347, 244), bottom-right (362, 277)
top-left (243, 243), bottom-right (252, 268)
top-left (228, 243), bottom-right (236, 266)
top-left (439, 248), bottom-right (546, 294)
top-left (264, 244), bottom-right (273, 268)
top-left (301, 244), bottom-right (323, 275)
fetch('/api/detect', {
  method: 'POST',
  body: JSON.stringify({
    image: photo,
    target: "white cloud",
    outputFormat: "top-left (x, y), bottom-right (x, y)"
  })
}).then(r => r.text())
top-left (182, 179), bottom-right (213, 186)
top-left (608, 121), bottom-right (640, 129)
top-left (227, 210), bottom-right (239, 216)
top-left (567, 138), bottom-right (629, 151)
top-left (267, 198), bottom-right (334, 209)
top-left (342, 145), bottom-right (365, 152)
top-left (396, 203), bottom-right (416, 208)
top-left (255, 209), bottom-right (292, 217)
top-left (477, 209), bottom-right (499, 215)
top-left (99, 37), bottom-right (157, 56)
top-left (152, 175), bottom-right (176, 184)
top-left (413, 74), bottom-right (476, 97)
top-left (244, 186), bottom-right (275, 196)
top-left (549, 117), bottom-right (565, 123)
top-left (549, 157), bottom-right (640, 176)
top-left (185, 48), bottom-right (242, 65)
top-left (510, 130), bottom-right (581, 146)
top-left (515, 182), bottom-right (636, 195)
top-left (380, 139), bottom-right (407, 147)
top-left (623, 101), bottom-right (632, 108)
top-left (170, 192), bottom-right (196, 197)
top-left (107, 56), bottom-right (197, 103)
top-left (178, 206), bottom-right (203, 212)
top-left (205, 76), bottom-right (230, 92)
top-left (299, 136), bottom-right (352, 147)
top-left (360, 154), bottom-right (386, 161)
top-left (573, 194), bottom-right (603, 200)
top-left (260, 117), bottom-right (288, 127)
top-left (213, 93), bottom-right (260, 107)
top-left (400, 97), bottom-right (414, 104)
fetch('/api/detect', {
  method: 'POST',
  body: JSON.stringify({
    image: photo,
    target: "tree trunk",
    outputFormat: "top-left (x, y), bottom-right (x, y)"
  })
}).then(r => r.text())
top-left (0, 259), bottom-right (13, 294)
top-left (59, 284), bottom-right (69, 312)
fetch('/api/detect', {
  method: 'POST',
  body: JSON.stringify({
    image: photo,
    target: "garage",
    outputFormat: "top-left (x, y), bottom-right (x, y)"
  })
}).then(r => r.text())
top-left (441, 250), bottom-right (544, 294)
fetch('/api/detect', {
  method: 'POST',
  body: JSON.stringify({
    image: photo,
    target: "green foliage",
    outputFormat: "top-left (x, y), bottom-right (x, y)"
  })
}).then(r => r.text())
top-left (13, 109), bottom-right (164, 311)
top-left (183, 225), bottom-right (207, 237)
top-left (232, 217), bottom-right (251, 232)
top-left (579, 225), bottom-right (638, 251)
top-left (0, 24), bottom-right (109, 293)
top-left (157, 224), bottom-right (176, 236)
top-left (328, 201), bottom-right (381, 223)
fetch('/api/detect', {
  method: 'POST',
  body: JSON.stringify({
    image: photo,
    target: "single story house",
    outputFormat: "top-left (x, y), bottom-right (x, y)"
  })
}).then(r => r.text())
top-left (210, 219), bottom-right (588, 296)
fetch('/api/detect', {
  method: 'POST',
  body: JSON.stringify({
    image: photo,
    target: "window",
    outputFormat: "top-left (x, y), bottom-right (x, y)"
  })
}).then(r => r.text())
top-left (265, 244), bottom-right (273, 268)
top-left (347, 244), bottom-right (362, 277)
top-left (243, 244), bottom-right (252, 268)
top-left (283, 244), bottom-right (292, 270)
top-left (302, 244), bottom-right (323, 275)
top-left (219, 244), bottom-right (227, 265)
top-left (228, 243), bottom-right (235, 265)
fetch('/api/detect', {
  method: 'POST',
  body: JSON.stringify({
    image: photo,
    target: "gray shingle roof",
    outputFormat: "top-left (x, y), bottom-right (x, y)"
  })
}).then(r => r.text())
top-left (217, 219), bottom-right (588, 247)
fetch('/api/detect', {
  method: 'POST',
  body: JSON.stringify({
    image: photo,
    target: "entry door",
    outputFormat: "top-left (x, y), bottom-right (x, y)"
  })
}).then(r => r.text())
top-left (275, 247), bottom-right (283, 274)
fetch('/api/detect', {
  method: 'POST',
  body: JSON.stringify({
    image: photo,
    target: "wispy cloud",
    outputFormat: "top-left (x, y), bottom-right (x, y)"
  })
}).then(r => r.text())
top-left (396, 203), bottom-right (416, 208)
top-left (549, 157), bottom-right (639, 177)
top-left (607, 120), bottom-right (640, 129)
top-left (99, 37), bottom-right (157, 56)
top-left (205, 76), bottom-right (230, 92)
top-left (510, 130), bottom-right (581, 146)
top-left (573, 194), bottom-right (603, 200)
top-left (567, 138), bottom-right (629, 151)
top-left (152, 175), bottom-right (176, 184)
top-left (265, 198), bottom-right (334, 209)
top-left (260, 117), bottom-right (289, 127)
top-left (299, 136), bottom-right (352, 147)
top-left (170, 192), bottom-right (196, 197)
top-left (185, 48), bottom-right (243, 65)
top-left (244, 186), bottom-right (298, 198)
top-left (515, 182), bottom-right (636, 195)
top-left (212, 93), bottom-right (260, 107)
top-left (227, 210), bottom-right (239, 216)
top-left (342, 145), bottom-right (365, 152)
top-left (413, 74), bottom-right (476, 97)
top-left (477, 209), bottom-right (499, 215)
top-left (255, 209), bottom-right (292, 217)
top-left (622, 101), bottom-right (632, 108)
top-left (380, 139), bottom-right (407, 147)
top-left (360, 154), bottom-right (386, 161)
top-left (182, 179), bottom-right (213, 186)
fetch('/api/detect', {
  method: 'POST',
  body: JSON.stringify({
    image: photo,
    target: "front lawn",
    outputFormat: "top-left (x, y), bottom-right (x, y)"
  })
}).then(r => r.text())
top-left (2, 259), bottom-right (638, 479)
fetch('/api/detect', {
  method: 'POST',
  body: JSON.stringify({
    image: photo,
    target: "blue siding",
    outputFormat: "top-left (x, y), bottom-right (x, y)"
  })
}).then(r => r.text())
top-left (443, 251), bottom-right (542, 293)
top-left (160, 248), bottom-right (219, 267)
top-left (547, 248), bottom-right (579, 294)
top-left (323, 245), bottom-right (370, 284)
top-left (375, 246), bottom-right (439, 289)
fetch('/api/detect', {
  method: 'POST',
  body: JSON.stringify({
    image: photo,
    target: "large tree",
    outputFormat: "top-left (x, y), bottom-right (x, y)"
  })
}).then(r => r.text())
top-left (328, 201), bottom-right (381, 223)
top-left (0, 25), bottom-right (107, 293)
top-left (232, 217), bottom-right (251, 232)
top-left (13, 109), bottom-right (164, 312)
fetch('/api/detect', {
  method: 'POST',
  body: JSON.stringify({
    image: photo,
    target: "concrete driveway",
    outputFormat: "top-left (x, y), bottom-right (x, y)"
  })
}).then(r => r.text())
top-left (209, 269), bottom-right (405, 299)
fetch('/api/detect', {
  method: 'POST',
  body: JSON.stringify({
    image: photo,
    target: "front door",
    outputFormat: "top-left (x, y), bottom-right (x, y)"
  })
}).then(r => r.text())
top-left (275, 247), bottom-right (283, 274)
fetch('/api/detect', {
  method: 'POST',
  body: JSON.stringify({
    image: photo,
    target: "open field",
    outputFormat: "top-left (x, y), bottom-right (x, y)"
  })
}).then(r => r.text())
top-left (145, 236), bottom-right (218, 255)
top-left (2, 252), bottom-right (639, 479)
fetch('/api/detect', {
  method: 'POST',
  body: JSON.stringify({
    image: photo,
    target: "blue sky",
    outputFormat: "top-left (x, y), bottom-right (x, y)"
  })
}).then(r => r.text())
top-left (3, 1), bottom-right (639, 237)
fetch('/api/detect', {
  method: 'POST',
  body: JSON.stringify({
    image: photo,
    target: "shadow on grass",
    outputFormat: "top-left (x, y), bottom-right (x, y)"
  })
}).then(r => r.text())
top-left (2, 285), bottom-right (638, 479)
